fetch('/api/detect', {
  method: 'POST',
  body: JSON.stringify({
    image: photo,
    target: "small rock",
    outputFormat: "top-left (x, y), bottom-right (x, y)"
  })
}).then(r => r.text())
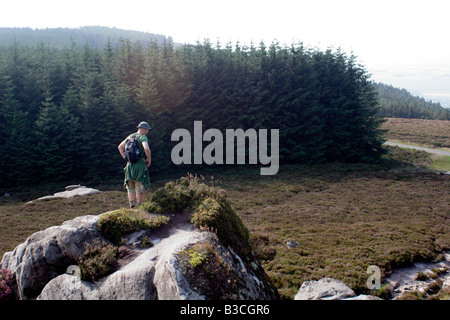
top-left (65, 184), bottom-right (82, 191)
top-left (287, 241), bottom-right (299, 248)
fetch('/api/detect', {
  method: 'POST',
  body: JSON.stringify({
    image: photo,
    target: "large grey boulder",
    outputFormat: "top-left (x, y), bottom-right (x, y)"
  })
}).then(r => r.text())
top-left (37, 226), bottom-right (203, 300)
top-left (37, 228), bottom-right (279, 300)
top-left (1, 213), bottom-right (279, 300)
top-left (0, 215), bottom-right (101, 299)
top-left (294, 277), bottom-right (383, 300)
top-left (294, 278), bottom-right (356, 300)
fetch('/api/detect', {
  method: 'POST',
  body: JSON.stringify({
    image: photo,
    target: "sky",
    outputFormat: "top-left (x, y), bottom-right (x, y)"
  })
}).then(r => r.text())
top-left (1, 0), bottom-right (450, 106)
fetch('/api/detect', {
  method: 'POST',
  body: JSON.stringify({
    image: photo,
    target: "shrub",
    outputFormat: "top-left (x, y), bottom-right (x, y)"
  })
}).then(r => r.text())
top-left (178, 243), bottom-right (215, 270)
top-left (150, 181), bottom-right (194, 213)
top-left (144, 174), bottom-right (253, 260)
top-left (375, 284), bottom-right (393, 299)
top-left (431, 267), bottom-right (448, 276)
top-left (139, 201), bottom-right (164, 214)
top-left (142, 174), bottom-right (252, 257)
top-left (398, 291), bottom-right (425, 300)
top-left (426, 279), bottom-right (443, 295)
top-left (177, 242), bottom-right (240, 299)
top-left (433, 287), bottom-right (450, 300)
top-left (187, 250), bottom-right (209, 268)
top-left (78, 241), bottom-right (118, 281)
top-left (416, 272), bottom-right (429, 281)
top-left (251, 233), bottom-right (277, 261)
top-left (148, 174), bottom-right (227, 214)
top-left (140, 236), bottom-right (153, 248)
top-left (97, 208), bottom-right (169, 243)
top-left (0, 268), bottom-right (13, 300)
top-left (191, 197), bottom-right (251, 258)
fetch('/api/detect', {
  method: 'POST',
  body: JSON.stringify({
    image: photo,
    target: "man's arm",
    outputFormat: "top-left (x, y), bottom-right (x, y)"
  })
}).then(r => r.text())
top-left (118, 140), bottom-right (127, 159)
top-left (142, 141), bottom-right (151, 167)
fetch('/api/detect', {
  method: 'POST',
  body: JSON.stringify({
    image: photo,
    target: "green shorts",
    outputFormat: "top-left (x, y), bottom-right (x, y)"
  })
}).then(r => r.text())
top-left (126, 180), bottom-right (145, 194)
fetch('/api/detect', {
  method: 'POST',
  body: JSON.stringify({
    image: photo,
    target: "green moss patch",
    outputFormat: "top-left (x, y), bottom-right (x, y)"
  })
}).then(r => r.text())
top-left (191, 197), bottom-right (251, 258)
top-left (97, 208), bottom-right (169, 243)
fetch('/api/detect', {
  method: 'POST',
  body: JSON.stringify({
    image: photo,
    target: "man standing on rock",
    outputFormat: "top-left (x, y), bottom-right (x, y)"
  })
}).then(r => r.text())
top-left (118, 122), bottom-right (152, 208)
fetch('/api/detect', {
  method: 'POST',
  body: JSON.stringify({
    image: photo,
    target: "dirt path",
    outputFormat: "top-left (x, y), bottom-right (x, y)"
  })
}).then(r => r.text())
top-left (384, 141), bottom-right (450, 157)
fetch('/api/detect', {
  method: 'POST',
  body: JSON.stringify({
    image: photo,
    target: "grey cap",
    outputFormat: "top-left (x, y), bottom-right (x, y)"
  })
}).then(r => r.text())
top-left (137, 122), bottom-right (151, 130)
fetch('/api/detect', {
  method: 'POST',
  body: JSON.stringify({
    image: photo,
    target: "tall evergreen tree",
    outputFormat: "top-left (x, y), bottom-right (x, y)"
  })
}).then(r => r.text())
top-left (34, 92), bottom-right (80, 180)
top-left (0, 78), bottom-right (34, 185)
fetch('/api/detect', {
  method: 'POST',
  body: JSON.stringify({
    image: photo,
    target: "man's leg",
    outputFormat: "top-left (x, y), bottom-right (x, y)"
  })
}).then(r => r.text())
top-left (135, 181), bottom-right (145, 206)
top-left (136, 192), bottom-right (144, 206)
top-left (126, 181), bottom-right (136, 208)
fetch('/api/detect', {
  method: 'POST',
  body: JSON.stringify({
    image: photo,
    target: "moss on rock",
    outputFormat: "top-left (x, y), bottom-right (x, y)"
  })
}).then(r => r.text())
top-left (97, 208), bottom-right (169, 243)
top-left (143, 174), bottom-right (252, 259)
top-left (191, 197), bottom-right (251, 258)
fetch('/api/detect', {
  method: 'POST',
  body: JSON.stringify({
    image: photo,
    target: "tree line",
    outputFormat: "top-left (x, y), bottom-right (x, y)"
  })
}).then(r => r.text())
top-left (0, 26), bottom-right (169, 51)
top-left (0, 39), bottom-right (386, 188)
top-left (375, 82), bottom-right (449, 120)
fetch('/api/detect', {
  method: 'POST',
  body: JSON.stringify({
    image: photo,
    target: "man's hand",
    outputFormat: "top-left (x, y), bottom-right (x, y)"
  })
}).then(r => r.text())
top-left (145, 158), bottom-right (151, 167)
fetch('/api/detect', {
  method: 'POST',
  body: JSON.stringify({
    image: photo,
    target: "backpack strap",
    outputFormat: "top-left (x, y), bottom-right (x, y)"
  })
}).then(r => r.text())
top-left (128, 132), bottom-right (143, 142)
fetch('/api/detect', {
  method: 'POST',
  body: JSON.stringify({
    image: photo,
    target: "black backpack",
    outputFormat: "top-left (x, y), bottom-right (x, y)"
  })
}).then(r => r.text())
top-left (125, 134), bottom-right (142, 163)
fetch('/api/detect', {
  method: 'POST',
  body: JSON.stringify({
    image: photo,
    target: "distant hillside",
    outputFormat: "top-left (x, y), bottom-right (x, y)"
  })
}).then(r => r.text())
top-left (0, 26), bottom-right (172, 50)
top-left (375, 82), bottom-right (449, 120)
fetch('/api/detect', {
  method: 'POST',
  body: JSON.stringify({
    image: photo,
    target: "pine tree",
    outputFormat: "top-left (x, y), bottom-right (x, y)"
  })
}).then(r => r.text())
top-left (34, 92), bottom-right (80, 180)
top-left (0, 79), bottom-right (34, 186)
top-left (134, 42), bottom-right (162, 112)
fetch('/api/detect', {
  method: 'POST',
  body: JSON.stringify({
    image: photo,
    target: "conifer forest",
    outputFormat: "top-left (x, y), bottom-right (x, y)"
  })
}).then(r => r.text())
top-left (0, 37), bottom-right (392, 187)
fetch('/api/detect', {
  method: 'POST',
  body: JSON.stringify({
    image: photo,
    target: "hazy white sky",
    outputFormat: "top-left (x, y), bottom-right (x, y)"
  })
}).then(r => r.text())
top-left (1, 0), bottom-right (450, 104)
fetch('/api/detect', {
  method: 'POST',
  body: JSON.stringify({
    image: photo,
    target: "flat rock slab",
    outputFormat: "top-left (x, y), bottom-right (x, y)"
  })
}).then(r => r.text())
top-left (28, 186), bottom-right (100, 203)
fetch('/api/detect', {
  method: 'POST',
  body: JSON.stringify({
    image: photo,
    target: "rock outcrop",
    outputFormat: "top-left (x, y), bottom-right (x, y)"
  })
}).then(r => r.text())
top-left (294, 278), bottom-right (356, 300)
top-left (386, 251), bottom-right (450, 299)
top-left (294, 278), bottom-right (382, 300)
top-left (1, 212), bottom-right (279, 300)
top-left (0, 215), bottom-right (101, 299)
top-left (294, 252), bottom-right (450, 300)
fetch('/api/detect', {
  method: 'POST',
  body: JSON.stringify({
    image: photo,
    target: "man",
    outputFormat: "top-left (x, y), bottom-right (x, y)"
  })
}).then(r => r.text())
top-left (118, 122), bottom-right (152, 208)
